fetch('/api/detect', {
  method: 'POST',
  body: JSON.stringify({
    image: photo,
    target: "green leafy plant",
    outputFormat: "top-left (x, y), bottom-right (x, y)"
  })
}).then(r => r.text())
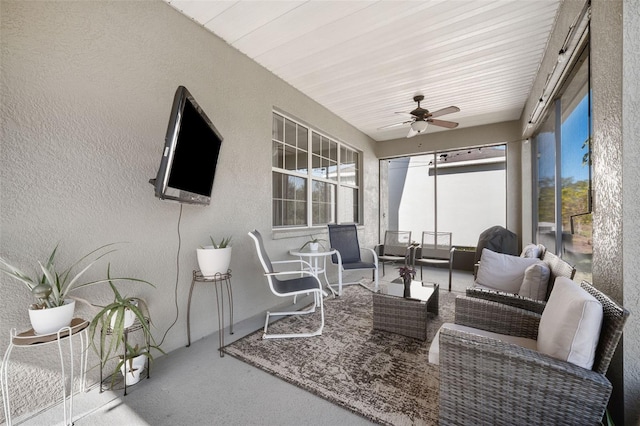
top-left (112, 342), bottom-right (150, 387)
top-left (300, 235), bottom-right (327, 250)
top-left (88, 268), bottom-right (163, 372)
top-left (207, 236), bottom-right (232, 249)
top-left (0, 243), bottom-right (128, 309)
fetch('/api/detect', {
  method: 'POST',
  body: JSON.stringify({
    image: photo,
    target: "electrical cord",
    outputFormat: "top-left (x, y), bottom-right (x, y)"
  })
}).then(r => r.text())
top-left (157, 203), bottom-right (183, 347)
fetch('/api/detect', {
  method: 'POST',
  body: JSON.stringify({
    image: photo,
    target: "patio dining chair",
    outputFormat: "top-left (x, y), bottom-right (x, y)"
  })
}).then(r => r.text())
top-left (413, 231), bottom-right (454, 291)
top-left (327, 224), bottom-right (379, 296)
top-left (248, 230), bottom-right (325, 339)
top-left (375, 231), bottom-right (412, 275)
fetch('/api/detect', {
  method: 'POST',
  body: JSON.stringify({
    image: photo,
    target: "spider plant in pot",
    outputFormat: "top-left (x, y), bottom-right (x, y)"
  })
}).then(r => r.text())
top-left (0, 243), bottom-right (130, 335)
top-left (196, 236), bottom-right (232, 278)
top-left (88, 268), bottom-right (163, 378)
top-left (300, 235), bottom-right (327, 252)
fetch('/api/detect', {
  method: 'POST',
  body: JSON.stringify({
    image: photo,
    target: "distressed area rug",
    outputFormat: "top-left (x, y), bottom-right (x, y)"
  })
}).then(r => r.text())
top-left (223, 284), bottom-right (457, 425)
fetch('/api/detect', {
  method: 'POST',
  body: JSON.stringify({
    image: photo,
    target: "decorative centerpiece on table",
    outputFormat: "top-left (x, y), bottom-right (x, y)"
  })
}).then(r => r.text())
top-left (398, 265), bottom-right (416, 298)
top-left (300, 235), bottom-right (327, 252)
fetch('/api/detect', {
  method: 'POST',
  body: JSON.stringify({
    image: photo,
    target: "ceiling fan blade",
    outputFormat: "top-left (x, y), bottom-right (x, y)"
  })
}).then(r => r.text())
top-left (377, 120), bottom-right (412, 130)
top-left (429, 106), bottom-right (460, 119)
top-left (394, 112), bottom-right (414, 117)
top-left (429, 119), bottom-right (459, 129)
top-left (407, 127), bottom-right (418, 138)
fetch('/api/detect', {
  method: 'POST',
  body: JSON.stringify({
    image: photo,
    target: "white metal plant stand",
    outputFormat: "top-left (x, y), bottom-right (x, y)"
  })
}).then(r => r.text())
top-left (1, 318), bottom-right (89, 426)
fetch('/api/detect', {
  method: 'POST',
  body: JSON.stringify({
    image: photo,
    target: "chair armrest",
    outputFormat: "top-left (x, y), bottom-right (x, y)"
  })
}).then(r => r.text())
top-left (465, 286), bottom-right (547, 314)
top-left (454, 296), bottom-right (541, 339)
top-left (272, 259), bottom-right (313, 271)
top-left (438, 327), bottom-right (612, 425)
top-left (361, 247), bottom-right (379, 264)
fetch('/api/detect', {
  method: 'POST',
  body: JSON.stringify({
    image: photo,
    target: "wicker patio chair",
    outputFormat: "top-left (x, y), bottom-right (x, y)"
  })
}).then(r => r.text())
top-left (437, 280), bottom-right (629, 425)
top-left (466, 250), bottom-right (576, 314)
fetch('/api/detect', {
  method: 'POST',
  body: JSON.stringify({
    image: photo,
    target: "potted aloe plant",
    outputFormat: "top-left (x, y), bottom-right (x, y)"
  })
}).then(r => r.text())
top-left (300, 235), bottom-right (327, 252)
top-left (0, 243), bottom-right (132, 335)
top-left (88, 270), bottom-right (163, 389)
top-left (116, 342), bottom-right (149, 386)
top-left (196, 236), bottom-right (232, 278)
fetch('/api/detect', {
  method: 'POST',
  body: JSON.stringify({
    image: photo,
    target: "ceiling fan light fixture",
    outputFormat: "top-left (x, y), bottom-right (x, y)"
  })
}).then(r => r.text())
top-left (411, 120), bottom-right (428, 133)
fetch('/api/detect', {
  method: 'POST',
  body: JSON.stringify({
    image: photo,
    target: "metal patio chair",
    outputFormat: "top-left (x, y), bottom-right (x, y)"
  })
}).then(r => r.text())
top-left (248, 230), bottom-right (325, 339)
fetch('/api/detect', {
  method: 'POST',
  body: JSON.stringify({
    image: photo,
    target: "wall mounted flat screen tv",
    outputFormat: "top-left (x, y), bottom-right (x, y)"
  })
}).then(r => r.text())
top-left (150, 86), bottom-right (223, 205)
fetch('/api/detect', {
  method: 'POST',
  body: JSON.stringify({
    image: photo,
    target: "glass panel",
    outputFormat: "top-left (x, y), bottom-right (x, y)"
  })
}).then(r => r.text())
top-left (312, 181), bottom-right (336, 225)
top-left (435, 146), bottom-right (507, 246)
top-left (312, 132), bottom-right (321, 154)
top-left (340, 147), bottom-right (356, 185)
top-left (272, 141), bottom-right (283, 168)
top-left (535, 103), bottom-right (557, 254)
top-left (297, 126), bottom-right (308, 151)
top-left (329, 140), bottom-right (337, 161)
top-left (296, 150), bottom-right (308, 174)
top-left (272, 172), bottom-right (307, 227)
top-left (387, 156), bottom-right (435, 235)
top-left (272, 113), bottom-right (284, 142)
top-left (284, 118), bottom-right (296, 147)
top-left (283, 144), bottom-right (297, 171)
top-left (339, 186), bottom-right (358, 223)
top-left (560, 54), bottom-right (591, 281)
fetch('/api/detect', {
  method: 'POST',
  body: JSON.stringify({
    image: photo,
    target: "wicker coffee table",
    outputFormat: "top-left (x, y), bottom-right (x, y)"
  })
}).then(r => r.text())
top-left (372, 279), bottom-right (439, 340)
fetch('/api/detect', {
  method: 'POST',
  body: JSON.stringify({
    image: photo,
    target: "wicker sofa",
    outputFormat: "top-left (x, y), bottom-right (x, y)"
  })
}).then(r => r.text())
top-left (436, 280), bottom-right (629, 425)
top-left (466, 247), bottom-right (576, 314)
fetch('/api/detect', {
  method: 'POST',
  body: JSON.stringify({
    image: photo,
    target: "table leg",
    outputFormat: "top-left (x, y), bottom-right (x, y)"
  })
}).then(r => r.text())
top-left (56, 325), bottom-right (73, 426)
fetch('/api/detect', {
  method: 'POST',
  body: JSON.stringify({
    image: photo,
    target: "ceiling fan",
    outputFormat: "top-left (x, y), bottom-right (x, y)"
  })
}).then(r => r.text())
top-left (379, 95), bottom-right (460, 138)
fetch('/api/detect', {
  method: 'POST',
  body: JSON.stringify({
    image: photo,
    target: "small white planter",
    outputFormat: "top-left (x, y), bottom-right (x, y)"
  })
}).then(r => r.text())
top-left (197, 246), bottom-right (232, 278)
top-left (29, 299), bottom-right (75, 335)
top-left (109, 301), bottom-right (138, 330)
top-left (309, 242), bottom-right (319, 251)
top-left (120, 352), bottom-right (147, 386)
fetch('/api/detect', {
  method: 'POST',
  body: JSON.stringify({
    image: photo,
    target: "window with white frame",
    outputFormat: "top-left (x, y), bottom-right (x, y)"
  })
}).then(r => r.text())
top-left (272, 112), bottom-right (360, 228)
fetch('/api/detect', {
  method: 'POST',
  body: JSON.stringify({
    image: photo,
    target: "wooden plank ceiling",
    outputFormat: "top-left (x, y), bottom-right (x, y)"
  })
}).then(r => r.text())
top-left (165, 0), bottom-right (561, 141)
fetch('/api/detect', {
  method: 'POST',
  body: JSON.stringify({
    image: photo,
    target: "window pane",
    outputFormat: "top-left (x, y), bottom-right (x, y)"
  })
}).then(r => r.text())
top-left (435, 147), bottom-right (507, 246)
top-left (284, 118), bottom-right (296, 146)
top-left (272, 141), bottom-right (283, 168)
top-left (312, 181), bottom-right (335, 225)
top-left (273, 172), bottom-right (307, 227)
top-left (272, 113), bottom-right (284, 141)
top-left (339, 186), bottom-right (358, 223)
top-left (283, 144), bottom-right (297, 171)
top-left (560, 54), bottom-right (591, 281)
top-left (329, 140), bottom-right (337, 161)
top-left (297, 126), bottom-right (308, 151)
top-left (535, 102), bottom-right (557, 254)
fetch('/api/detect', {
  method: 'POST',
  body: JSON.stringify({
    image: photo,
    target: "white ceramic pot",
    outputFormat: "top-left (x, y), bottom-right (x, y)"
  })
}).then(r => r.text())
top-left (109, 301), bottom-right (137, 330)
top-left (197, 246), bottom-right (232, 277)
top-left (28, 299), bottom-right (75, 335)
top-left (120, 352), bottom-right (147, 386)
top-left (309, 242), bottom-right (319, 251)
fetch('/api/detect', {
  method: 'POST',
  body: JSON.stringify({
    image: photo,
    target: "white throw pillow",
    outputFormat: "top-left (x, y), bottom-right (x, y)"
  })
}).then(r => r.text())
top-left (475, 248), bottom-right (540, 294)
top-left (519, 262), bottom-right (551, 300)
top-left (520, 243), bottom-right (541, 258)
top-left (537, 277), bottom-right (603, 369)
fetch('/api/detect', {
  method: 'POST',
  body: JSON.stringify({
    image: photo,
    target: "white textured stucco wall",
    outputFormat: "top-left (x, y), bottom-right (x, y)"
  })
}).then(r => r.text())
top-left (0, 0), bottom-right (378, 420)
top-left (622, 0), bottom-right (640, 421)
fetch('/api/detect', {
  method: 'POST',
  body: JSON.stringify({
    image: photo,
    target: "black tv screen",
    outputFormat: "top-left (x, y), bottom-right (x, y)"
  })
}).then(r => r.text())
top-left (151, 86), bottom-right (223, 205)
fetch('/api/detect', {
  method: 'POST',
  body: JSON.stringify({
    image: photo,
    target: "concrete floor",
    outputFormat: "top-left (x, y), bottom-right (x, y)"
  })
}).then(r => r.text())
top-left (16, 267), bottom-right (474, 426)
